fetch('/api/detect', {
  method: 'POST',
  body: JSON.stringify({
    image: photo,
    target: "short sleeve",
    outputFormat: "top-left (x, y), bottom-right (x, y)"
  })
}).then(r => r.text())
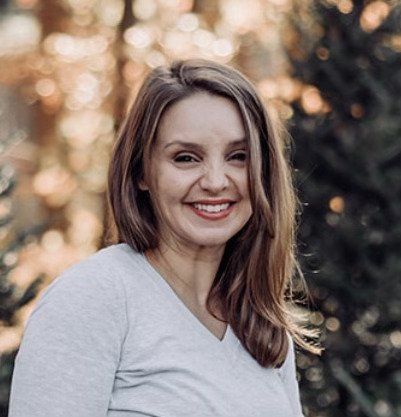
top-left (8, 258), bottom-right (128, 417)
top-left (277, 334), bottom-right (305, 417)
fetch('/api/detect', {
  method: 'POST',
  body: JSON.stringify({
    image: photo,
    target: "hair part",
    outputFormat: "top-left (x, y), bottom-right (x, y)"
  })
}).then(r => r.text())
top-left (105, 58), bottom-right (322, 367)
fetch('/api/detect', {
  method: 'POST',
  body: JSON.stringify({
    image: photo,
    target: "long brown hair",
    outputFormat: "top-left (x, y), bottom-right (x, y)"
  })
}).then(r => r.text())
top-left (106, 58), bottom-right (322, 367)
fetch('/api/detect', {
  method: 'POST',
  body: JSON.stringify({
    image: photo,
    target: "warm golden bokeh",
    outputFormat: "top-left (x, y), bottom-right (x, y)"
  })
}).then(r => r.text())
top-left (1, 0), bottom-right (298, 353)
top-left (2, 3), bottom-right (400, 415)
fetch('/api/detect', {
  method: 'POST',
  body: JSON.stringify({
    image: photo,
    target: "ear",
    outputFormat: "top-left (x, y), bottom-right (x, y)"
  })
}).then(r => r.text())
top-left (138, 179), bottom-right (149, 191)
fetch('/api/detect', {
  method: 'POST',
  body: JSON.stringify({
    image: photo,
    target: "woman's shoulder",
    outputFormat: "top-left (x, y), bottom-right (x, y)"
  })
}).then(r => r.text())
top-left (72, 242), bottom-right (143, 272)
top-left (33, 244), bottom-right (137, 311)
top-left (37, 243), bottom-right (150, 311)
top-left (50, 243), bottom-right (142, 286)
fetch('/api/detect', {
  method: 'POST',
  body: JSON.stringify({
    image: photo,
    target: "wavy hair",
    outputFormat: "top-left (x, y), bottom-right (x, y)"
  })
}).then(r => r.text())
top-left (106, 58), bottom-right (321, 367)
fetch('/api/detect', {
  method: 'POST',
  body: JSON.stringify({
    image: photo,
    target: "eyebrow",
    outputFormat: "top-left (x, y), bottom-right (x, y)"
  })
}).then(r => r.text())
top-left (163, 139), bottom-right (247, 150)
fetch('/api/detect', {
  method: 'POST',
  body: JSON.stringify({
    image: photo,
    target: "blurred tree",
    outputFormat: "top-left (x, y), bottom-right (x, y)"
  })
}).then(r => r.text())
top-left (0, 77), bottom-right (44, 417)
top-left (286, 1), bottom-right (401, 416)
top-left (113, 0), bottom-right (136, 127)
top-left (0, 0), bottom-right (9, 11)
top-left (0, 166), bottom-right (44, 416)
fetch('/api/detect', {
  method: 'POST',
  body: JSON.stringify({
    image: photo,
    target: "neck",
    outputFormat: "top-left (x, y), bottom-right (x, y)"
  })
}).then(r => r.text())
top-left (145, 241), bottom-right (225, 308)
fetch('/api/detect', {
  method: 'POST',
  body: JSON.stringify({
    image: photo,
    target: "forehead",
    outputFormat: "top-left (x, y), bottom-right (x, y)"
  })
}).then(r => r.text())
top-left (156, 93), bottom-right (247, 146)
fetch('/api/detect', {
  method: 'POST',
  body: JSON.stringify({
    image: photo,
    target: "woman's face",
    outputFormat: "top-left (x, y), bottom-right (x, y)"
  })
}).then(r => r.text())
top-left (140, 92), bottom-right (253, 251)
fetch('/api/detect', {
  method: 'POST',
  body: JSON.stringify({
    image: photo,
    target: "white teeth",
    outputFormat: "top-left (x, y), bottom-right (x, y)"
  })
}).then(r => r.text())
top-left (192, 203), bottom-right (230, 213)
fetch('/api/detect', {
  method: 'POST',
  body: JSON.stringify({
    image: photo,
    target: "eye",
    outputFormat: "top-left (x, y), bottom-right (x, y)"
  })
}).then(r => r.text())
top-left (173, 153), bottom-right (199, 163)
top-left (230, 151), bottom-right (247, 162)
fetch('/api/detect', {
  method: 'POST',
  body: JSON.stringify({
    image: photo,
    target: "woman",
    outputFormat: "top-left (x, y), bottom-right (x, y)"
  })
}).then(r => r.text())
top-left (8, 59), bottom-right (321, 417)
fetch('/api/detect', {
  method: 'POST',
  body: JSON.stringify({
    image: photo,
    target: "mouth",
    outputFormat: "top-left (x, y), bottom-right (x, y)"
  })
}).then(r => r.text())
top-left (186, 201), bottom-right (236, 220)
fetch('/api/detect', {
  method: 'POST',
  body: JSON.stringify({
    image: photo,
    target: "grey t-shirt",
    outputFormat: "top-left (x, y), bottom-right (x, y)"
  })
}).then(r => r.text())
top-left (8, 243), bottom-right (305, 417)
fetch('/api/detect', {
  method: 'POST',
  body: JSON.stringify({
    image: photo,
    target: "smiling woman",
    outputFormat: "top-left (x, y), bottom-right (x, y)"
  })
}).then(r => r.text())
top-left (8, 59), bottom-right (322, 417)
top-left (138, 93), bottom-right (252, 251)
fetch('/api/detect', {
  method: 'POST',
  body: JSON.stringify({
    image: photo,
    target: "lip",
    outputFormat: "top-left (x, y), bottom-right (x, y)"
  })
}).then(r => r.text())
top-left (188, 199), bottom-right (236, 204)
top-left (186, 202), bottom-right (236, 221)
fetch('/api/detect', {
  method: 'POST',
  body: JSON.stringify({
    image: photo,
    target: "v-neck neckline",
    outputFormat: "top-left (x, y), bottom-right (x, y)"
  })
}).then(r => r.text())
top-left (139, 251), bottom-right (230, 344)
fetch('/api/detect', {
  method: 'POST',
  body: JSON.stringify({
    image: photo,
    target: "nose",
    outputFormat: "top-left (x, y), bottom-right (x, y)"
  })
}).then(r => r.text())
top-left (199, 162), bottom-right (230, 193)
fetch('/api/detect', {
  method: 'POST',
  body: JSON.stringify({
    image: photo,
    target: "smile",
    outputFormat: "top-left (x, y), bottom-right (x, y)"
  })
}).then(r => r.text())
top-left (187, 202), bottom-right (235, 220)
top-left (193, 203), bottom-right (230, 212)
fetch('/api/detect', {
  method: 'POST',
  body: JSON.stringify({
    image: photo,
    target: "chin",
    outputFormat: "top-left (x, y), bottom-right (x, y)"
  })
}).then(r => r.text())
top-left (184, 232), bottom-right (236, 248)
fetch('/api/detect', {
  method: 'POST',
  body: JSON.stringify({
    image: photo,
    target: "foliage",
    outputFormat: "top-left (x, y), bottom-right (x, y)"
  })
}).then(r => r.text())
top-left (0, 164), bottom-right (44, 416)
top-left (287, 1), bottom-right (401, 416)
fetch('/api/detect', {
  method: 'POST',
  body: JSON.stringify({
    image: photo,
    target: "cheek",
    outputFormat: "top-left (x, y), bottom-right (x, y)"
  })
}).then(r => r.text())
top-left (153, 165), bottom-right (193, 202)
top-left (236, 171), bottom-right (251, 197)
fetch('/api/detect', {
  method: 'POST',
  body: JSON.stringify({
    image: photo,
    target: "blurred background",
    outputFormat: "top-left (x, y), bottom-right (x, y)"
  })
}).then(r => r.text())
top-left (0, 0), bottom-right (400, 416)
